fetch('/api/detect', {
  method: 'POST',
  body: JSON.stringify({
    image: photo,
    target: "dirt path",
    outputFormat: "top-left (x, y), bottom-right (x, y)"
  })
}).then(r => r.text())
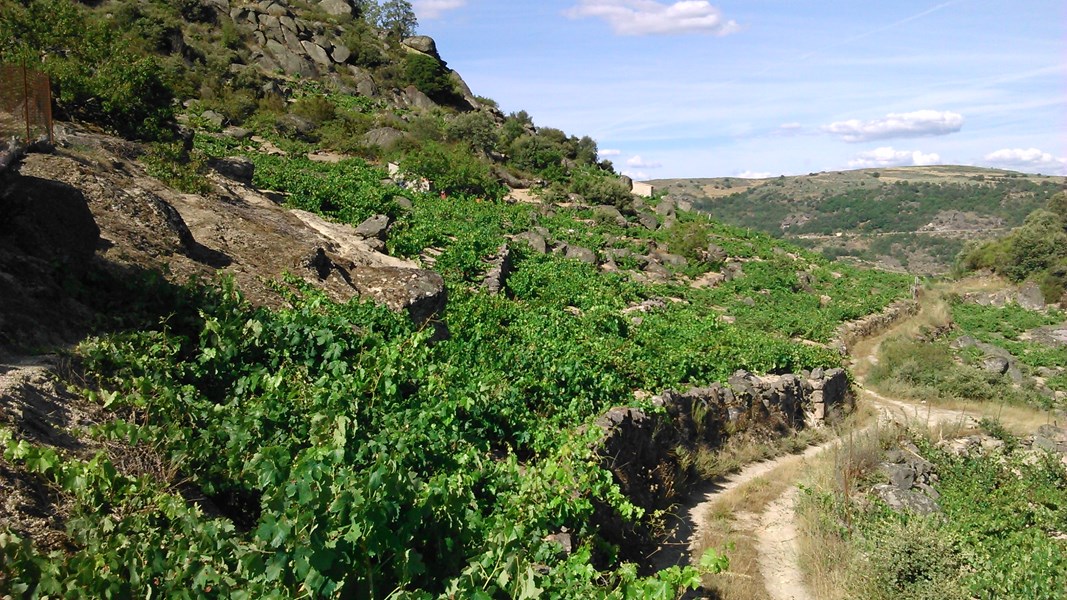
top-left (666, 286), bottom-right (985, 599)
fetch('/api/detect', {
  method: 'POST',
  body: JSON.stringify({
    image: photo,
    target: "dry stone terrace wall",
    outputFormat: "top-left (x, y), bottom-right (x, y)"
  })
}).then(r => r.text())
top-left (593, 368), bottom-right (852, 527)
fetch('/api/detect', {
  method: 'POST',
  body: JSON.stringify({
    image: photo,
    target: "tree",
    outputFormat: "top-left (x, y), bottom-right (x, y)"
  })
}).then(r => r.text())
top-left (378, 0), bottom-right (417, 38)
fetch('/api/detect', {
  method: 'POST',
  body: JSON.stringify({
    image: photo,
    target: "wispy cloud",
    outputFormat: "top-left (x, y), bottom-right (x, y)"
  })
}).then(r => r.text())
top-left (598, 148), bottom-right (622, 157)
top-left (847, 147), bottom-right (941, 168)
top-left (735, 170), bottom-right (771, 179)
top-left (414, 0), bottom-right (467, 19)
top-left (983, 148), bottom-right (1066, 174)
top-left (824, 110), bottom-right (964, 143)
top-left (564, 1), bottom-right (740, 36)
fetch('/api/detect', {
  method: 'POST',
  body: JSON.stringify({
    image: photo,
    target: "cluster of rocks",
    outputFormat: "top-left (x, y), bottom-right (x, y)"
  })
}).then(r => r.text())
top-left (951, 335), bottom-right (1025, 383)
top-left (963, 281), bottom-right (1048, 310)
top-left (873, 442), bottom-right (941, 516)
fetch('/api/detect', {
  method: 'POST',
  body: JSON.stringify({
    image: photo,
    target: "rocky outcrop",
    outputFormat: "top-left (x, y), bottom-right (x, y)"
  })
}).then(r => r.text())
top-left (591, 368), bottom-right (851, 555)
top-left (964, 281), bottom-right (1046, 310)
top-left (228, 0), bottom-right (365, 80)
top-left (872, 442), bottom-right (941, 516)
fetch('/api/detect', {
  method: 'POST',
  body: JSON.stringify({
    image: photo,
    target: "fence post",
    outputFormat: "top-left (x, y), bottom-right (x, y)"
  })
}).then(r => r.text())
top-left (22, 66), bottom-right (31, 143)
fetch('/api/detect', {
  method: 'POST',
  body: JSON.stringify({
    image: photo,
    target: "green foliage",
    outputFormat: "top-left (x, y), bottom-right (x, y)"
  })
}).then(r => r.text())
top-left (376, 0), bottom-right (418, 38)
top-left (510, 134), bottom-right (566, 181)
top-left (403, 53), bottom-right (453, 100)
top-left (0, 0), bottom-right (176, 140)
top-left (860, 517), bottom-right (968, 600)
top-left (142, 140), bottom-right (210, 194)
top-left (399, 141), bottom-right (505, 199)
top-left (445, 110), bottom-right (498, 155)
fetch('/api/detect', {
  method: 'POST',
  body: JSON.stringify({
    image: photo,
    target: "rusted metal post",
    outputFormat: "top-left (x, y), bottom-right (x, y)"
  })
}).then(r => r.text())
top-left (22, 66), bottom-right (31, 143)
top-left (44, 74), bottom-right (54, 144)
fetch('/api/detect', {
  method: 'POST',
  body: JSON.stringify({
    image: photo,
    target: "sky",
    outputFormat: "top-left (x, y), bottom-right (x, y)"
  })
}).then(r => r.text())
top-left (409, 0), bottom-right (1066, 180)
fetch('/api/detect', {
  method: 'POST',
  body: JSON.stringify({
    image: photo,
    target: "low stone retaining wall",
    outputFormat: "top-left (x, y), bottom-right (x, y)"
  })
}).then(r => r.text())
top-left (592, 368), bottom-right (851, 555)
top-left (834, 297), bottom-right (920, 353)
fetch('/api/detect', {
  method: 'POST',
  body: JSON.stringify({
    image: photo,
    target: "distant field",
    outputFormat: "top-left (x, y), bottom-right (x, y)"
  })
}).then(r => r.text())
top-left (649, 166), bottom-right (1067, 275)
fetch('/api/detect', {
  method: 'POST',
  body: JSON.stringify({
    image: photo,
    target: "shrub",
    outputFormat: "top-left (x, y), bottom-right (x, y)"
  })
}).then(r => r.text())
top-left (403, 53), bottom-right (453, 100)
top-left (0, 0), bottom-right (176, 140)
top-left (400, 142), bottom-right (504, 199)
top-left (861, 516), bottom-right (967, 600)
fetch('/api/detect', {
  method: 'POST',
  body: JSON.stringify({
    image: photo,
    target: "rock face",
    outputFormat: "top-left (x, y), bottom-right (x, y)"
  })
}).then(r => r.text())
top-left (963, 281), bottom-right (1047, 310)
top-left (208, 156), bottom-right (255, 183)
top-left (9, 126), bottom-right (447, 332)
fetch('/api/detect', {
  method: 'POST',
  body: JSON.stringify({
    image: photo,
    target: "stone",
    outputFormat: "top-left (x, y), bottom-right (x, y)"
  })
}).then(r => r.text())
top-left (654, 252), bottom-right (688, 269)
top-left (363, 127), bottom-right (406, 149)
top-left (223, 126), bottom-right (253, 140)
top-left (705, 243), bottom-right (727, 265)
top-left (691, 271), bottom-right (726, 289)
top-left (354, 214), bottom-right (391, 241)
top-left (347, 66), bottom-right (378, 96)
top-left (264, 2), bottom-right (288, 16)
top-left (318, 0), bottom-right (354, 17)
top-left (279, 15), bottom-right (297, 32)
top-left (1016, 281), bottom-right (1046, 310)
top-left (593, 205), bottom-right (628, 227)
top-left (637, 212), bottom-right (658, 231)
top-left (513, 231), bottom-right (547, 254)
top-left (564, 245), bottom-right (598, 265)
top-left (266, 39), bottom-right (316, 77)
top-left (208, 156), bottom-right (255, 184)
top-left (482, 244), bottom-right (513, 295)
top-left (402, 36), bottom-right (439, 57)
top-left (654, 199), bottom-right (677, 217)
top-left (881, 463), bottom-right (916, 489)
top-left (394, 196), bottom-right (413, 211)
top-left (200, 110), bottom-right (225, 129)
top-left (404, 86), bottom-right (437, 111)
top-left (982, 356), bottom-right (1010, 375)
top-left (301, 40), bottom-right (332, 66)
top-left (331, 43), bottom-right (351, 64)
top-left (872, 484), bottom-right (940, 515)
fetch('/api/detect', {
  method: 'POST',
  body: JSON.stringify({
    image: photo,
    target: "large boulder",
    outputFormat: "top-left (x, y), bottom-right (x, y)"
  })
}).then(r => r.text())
top-left (363, 127), bottom-right (406, 150)
top-left (208, 156), bottom-right (255, 184)
top-left (402, 36), bottom-right (440, 59)
top-left (317, 0), bottom-right (354, 17)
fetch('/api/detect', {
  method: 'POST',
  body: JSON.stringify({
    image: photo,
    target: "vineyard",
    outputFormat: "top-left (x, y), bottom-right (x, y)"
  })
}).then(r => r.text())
top-left (0, 134), bottom-right (913, 597)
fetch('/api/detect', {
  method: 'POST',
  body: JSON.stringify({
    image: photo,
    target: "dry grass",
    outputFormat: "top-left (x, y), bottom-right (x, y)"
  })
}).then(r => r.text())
top-left (691, 411), bottom-right (877, 599)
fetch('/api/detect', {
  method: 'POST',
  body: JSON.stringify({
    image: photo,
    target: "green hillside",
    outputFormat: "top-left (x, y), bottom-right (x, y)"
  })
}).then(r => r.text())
top-left (651, 166), bottom-right (1066, 274)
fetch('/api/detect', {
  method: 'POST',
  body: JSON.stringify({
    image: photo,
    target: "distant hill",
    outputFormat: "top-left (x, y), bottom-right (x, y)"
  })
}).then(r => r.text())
top-left (650, 166), bottom-right (1067, 274)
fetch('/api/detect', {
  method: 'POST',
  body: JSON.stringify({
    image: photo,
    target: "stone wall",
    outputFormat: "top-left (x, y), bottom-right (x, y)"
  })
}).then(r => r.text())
top-left (592, 368), bottom-right (851, 548)
top-left (834, 297), bottom-right (920, 353)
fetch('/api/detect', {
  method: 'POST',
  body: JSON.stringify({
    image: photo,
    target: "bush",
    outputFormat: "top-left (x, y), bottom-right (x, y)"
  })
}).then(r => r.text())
top-left (0, 0), bottom-right (176, 140)
top-left (403, 53), bottom-right (453, 100)
top-left (860, 516), bottom-right (967, 600)
top-left (400, 142), bottom-right (504, 199)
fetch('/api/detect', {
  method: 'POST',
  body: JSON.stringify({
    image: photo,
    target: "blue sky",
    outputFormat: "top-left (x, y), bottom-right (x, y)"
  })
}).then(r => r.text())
top-left (410, 1), bottom-right (1066, 180)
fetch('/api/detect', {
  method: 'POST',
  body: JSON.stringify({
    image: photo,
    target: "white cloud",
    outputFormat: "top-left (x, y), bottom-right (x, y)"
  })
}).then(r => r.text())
top-left (823, 110), bottom-right (964, 143)
top-left (847, 147), bottom-right (941, 168)
top-left (413, 0), bottom-right (466, 19)
top-left (626, 155), bottom-right (663, 169)
top-left (598, 148), bottom-right (622, 157)
top-left (622, 170), bottom-right (650, 180)
top-left (735, 170), bottom-right (771, 179)
top-left (564, 1), bottom-right (740, 36)
top-left (983, 148), bottom-right (1067, 174)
